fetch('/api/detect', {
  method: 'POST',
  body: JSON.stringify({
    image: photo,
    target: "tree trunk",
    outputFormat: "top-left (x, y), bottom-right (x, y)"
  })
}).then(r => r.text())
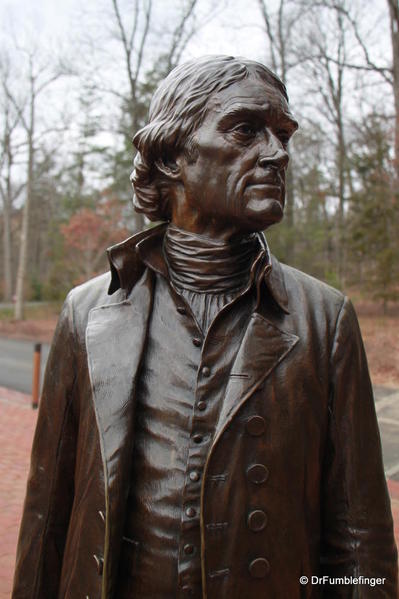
top-left (2, 136), bottom-right (13, 301)
top-left (337, 119), bottom-right (346, 285)
top-left (2, 202), bottom-right (13, 301)
top-left (388, 0), bottom-right (399, 182)
top-left (14, 95), bottom-right (34, 320)
top-left (284, 163), bottom-right (295, 263)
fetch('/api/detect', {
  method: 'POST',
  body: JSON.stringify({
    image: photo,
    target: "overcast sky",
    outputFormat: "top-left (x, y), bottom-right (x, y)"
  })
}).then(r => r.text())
top-left (1, 0), bottom-right (268, 58)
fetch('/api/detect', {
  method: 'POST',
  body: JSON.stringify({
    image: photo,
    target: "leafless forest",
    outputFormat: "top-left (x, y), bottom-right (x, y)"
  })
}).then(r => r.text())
top-left (1, 0), bottom-right (398, 318)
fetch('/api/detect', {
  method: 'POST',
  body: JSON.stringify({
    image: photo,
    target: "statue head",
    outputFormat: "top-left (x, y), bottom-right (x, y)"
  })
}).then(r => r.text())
top-left (131, 55), bottom-right (298, 237)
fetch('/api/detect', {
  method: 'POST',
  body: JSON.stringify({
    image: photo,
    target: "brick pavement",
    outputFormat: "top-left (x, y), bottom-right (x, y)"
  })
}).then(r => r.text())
top-left (1, 388), bottom-right (399, 598)
top-left (0, 388), bottom-right (36, 599)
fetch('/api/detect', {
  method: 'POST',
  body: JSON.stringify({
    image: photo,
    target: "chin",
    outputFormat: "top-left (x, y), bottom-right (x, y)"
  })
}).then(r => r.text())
top-left (241, 198), bottom-right (285, 232)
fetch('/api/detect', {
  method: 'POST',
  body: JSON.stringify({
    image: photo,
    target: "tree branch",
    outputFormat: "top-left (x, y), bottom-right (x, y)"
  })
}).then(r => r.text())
top-left (257, 0), bottom-right (278, 74)
top-left (112, 0), bottom-right (135, 99)
top-left (133, 0), bottom-right (153, 83)
top-left (165, 0), bottom-right (198, 72)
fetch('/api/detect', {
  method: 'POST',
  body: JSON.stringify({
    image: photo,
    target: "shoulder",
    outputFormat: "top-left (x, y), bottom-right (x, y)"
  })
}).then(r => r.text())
top-left (269, 258), bottom-right (350, 335)
top-left (280, 261), bottom-right (344, 307)
top-left (270, 259), bottom-right (362, 355)
top-left (67, 271), bottom-right (115, 306)
top-left (63, 271), bottom-right (126, 337)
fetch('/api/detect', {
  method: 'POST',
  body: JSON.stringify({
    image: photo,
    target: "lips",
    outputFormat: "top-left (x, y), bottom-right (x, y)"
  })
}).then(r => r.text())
top-left (246, 178), bottom-right (282, 192)
top-left (246, 172), bottom-right (283, 189)
top-left (246, 169), bottom-right (283, 189)
top-left (248, 182), bottom-right (281, 189)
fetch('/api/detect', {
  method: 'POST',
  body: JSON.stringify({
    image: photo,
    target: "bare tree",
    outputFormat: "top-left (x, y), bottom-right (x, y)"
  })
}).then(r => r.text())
top-left (306, 0), bottom-right (399, 181)
top-left (111, 0), bottom-right (153, 134)
top-left (3, 44), bottom-right (68, 319)
top-left (257, 0), bottom-right (306, 84)
top-left (387, 0), bottom-right (399, 180)
top-left (162, 0), bottom-right (200, 74)
top-left (296, 0), bottom-right (355, 283)
top-left (0, 56), bottom-right (25, 301)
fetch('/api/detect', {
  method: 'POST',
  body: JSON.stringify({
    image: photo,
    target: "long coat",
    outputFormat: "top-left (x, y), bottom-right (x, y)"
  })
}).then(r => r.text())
top-left (12, 225), bottom-right (398, 599)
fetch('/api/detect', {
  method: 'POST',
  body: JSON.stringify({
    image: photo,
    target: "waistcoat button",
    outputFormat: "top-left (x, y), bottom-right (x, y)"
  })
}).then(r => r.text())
top-left (177, 306), bottom-right (186, 315)
top-left (193, 433), bottom-right (203, 444)
top-left (246, 415), bottom-right (266, 436)
top-left (249, 557), bottom-right (270, 578)
top-left (93, 554), bottom-right (104, 575)
top-left (201, 366), bottom-right (210, 377)
top-left (184, 544), bottom-right (194, 555)
top-left (247, 509), bottom-right (268, 531)
top-left (197, 401), bottom-right (207, 411)
top-left (192, 337), bottom-right (202, 347)
top-left (247, 464), bottom-right (269, 484)
top-left (185, 507), bottom-right (196, 518)
top-left (189, 470), bottom-right (200, 482)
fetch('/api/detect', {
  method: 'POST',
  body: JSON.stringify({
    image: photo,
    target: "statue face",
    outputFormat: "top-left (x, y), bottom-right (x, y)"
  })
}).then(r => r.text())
top-left (172, 77), bottom-right (298, 236)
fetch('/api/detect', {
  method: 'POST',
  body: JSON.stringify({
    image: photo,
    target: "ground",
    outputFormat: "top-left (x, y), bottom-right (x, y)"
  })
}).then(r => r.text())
top-left (357, 313), bottom-right (399, 387)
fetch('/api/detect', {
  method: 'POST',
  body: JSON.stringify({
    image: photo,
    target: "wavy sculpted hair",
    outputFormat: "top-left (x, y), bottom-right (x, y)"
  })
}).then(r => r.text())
top-left (131, 55), bottom-right (288, 222)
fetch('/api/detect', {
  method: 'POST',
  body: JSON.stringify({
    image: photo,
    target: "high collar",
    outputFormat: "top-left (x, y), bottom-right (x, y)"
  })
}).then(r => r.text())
top-left (106, 223), bottom-right (290, 314)
top-left (164, 225), bottom-right (265, 294)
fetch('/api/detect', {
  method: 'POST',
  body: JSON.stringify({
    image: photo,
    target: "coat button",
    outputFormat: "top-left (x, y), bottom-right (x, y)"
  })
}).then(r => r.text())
top-left (247, 464), bottom-right (269, 484)
top-left (246, 415), bottom-right (266, 436)
top-left (193, 433), bottom-right (203, 444)
top-left (185, 506), bottom-right (196, 518)
top-left (93, 554), bottom-right (104, 575)
top-left (201, 366), bottom-right (210, 377)
top-left (177, 306), bottom-right (187, 315)
top-left (189, 470), bottom-right (200, 482)
top-left (247, 509), bottom-right (268, 531)
top-left (249, 557), bottom-right (270, 578)
top-left (184, 544), bottom-right (194, 555)
top-left (197, 401), bottom-right (207, 411)
top-left (192, 337), bottom-right (202, 347)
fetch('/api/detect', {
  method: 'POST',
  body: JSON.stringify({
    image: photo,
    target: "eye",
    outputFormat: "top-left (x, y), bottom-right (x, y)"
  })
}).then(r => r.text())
top-left (232, 122), bottom-right (257, 137)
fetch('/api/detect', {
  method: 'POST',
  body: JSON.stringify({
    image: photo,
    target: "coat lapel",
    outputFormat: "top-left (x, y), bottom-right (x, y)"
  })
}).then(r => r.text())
top-left (86, 269), bottom-right (153, 599)
top-left (213, 312), bottom-right (299, 445)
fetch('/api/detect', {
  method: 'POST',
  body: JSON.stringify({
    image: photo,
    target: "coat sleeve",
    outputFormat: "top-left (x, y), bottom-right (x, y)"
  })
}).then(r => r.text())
top-left (12, 292), bottom-right (79, 599)
top-left (320, 296), bottom-right (398, 597)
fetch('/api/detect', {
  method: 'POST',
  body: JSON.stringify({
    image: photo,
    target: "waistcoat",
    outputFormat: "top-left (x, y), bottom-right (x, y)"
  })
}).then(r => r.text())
top-left (117, 230), bottom-right (267, 598)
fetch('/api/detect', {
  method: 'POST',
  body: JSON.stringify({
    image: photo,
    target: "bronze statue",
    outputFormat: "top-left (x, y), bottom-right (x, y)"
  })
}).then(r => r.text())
top-left (12, 55), bottom-right (398, 598)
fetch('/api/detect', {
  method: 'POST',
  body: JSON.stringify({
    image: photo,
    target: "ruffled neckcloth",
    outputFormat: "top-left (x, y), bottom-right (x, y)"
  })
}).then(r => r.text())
top-left (163, 225), bottom-right (260, 332)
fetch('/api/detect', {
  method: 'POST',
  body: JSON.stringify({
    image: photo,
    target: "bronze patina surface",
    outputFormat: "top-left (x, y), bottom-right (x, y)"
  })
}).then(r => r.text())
top-left (12, 55), bottom-right (398, 599)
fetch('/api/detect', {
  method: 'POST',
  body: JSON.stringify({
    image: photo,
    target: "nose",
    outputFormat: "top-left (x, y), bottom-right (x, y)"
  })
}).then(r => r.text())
top-left (258, 130), bottom-right (289, 170)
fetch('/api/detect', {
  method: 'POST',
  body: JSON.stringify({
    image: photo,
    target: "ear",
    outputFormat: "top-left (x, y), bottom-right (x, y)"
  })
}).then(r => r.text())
top-left (155, 158), bottom-right (182, 181)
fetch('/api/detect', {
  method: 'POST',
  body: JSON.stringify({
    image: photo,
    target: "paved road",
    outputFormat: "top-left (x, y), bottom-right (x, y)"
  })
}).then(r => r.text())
top-left (0, 338), bottom-right (50, 394)
top-left (0, 301), bottom-right (46, 310)
top-left (374, 386), bottom-right (399, 482)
